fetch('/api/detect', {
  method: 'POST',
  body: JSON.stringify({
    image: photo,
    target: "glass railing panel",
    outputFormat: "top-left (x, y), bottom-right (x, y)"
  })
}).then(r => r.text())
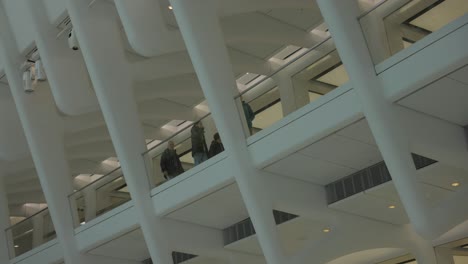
top-left (147, 137), bottom-right (193, 188)
top-left (6, 219), bottom-right (32, 258)
top-left (5, 208), bottom-right (56, 259)
top-left (42, 211), bottom-right (56, 243)
top-left (95, 169), bottom-right (130, 217)
top-left (292, 48), bottom-right (348, 104)
top-left (360, 0), bottom-right (468, 65)
top-left (235, 37), bottom-right (348, 137)
top-left (143, 114), bottom-right (222, 189)
top-left (251, 94), bottom-right (283, 132)
top-left (69, 167), bottom-right (131, 227)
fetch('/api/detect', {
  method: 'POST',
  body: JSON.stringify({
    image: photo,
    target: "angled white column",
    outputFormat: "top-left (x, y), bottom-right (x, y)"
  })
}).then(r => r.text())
top-left (23, 0), bottom-right (99, 116)
top-left (170, 0), bottom-right (288, 263)
top-left (413, 246), bottom-right (438, 264)
top-left (316, 0), bottom-right (449, 240)
top-left (64, 1), bottom-right (172, 263)
top-left (406, 230), bottom-right (437, 264)
top-left (0, 176), bottom-right (13, 262)
top-left (114, 0), bottom-right (185, 57)
top-left (0, 4), bottom-right (93, 263)
top-left (272, 72), bottom-right (299, 116)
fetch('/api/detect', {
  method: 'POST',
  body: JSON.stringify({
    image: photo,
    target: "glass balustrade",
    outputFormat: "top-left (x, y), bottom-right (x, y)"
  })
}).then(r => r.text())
top-left (68, 167), bottom-right (131, 228)
top-left (5, 208), bottom-right (56, 259)
top-left (69, 115), bottom-right (221, 225)
top-left (235, 37), bottom-right (349, 137)
top-left (359, 0), bottom-right (468, 65)
top-left (142, 114), bottom-right (221, 189)
top-left (67, 36), bottom-right (349, 229)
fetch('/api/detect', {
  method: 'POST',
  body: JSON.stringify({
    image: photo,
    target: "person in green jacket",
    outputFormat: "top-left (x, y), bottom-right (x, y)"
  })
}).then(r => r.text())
top-left (191, 121), bottom-right (209, 166)
top-left (241, 96), bottom-right (255, 135)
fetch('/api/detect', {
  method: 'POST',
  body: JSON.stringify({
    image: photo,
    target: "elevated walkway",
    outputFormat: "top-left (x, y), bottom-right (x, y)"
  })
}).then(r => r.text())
top-left (9, 13), bottom-right (468, 264)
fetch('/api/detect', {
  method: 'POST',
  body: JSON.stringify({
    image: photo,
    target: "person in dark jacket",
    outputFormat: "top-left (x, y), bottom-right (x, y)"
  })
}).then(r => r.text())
top-left (191, 121), bottom-right (208, 166)
top-left (241, 96), bottom-right (255, 135)
top-left (208, 133), bottom-right (224, 158)
top-left (160, 140), bottom-right (184, 180)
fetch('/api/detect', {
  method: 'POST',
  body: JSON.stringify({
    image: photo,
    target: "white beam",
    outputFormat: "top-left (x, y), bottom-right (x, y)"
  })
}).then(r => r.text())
top-left (437, 248), bottom-right (455, 264)
top-left (163, 219), bottom-right (227, 259)
top-left (170, 0), bottom-right (289, 263)
top-left (0, 4), bottom-right (91, 263)
top-left (397, 106), bottom-right (468, 171)
top-left (316, 0), bottom-right (442, 240)
top-left (24, 0), bottom-right (100, 116)
top-left (64, 1), bottom-right (172, 263)
top-left (114, 0), bottom-right (185, 57)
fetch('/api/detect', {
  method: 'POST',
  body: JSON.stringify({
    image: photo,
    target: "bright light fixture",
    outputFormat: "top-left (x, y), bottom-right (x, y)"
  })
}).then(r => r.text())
top-left (80, 222), bottom-right (86, 225)
top-left (451, 182), bottom-right (460, 187)
top-left (14, 245), bottom-right (19, 248)
top-left (168, 5), bottom-right (173, 10)
top-left (388, 205), bottom-right (396, 209)
top-left (322, 228), bottom-right (331, 233)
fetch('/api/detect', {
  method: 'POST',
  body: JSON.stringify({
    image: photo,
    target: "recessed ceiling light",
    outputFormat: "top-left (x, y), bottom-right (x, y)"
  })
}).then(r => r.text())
top-left (322, 228), bottom-right (331, 233)
top-left (388, 205), bottom-right (396, 209)
top-left (168, 5), bottom-right (173, 10)
top-left (452, 182), bottom-right (460, 187)
top-left (14, 245), bottom-right (19, 248)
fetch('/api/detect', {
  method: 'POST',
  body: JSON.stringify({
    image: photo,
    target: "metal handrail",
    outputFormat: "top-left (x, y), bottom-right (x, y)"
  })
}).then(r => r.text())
top-left (142, 38), bottom-right (335, 157)
top-left (6, 207), bottom-right (50, 231)
top-left (235, 36), bottom-right (332, 99)
top-left (68, 114), bottom-right (212, 199)
top-left (68, 35), bottom-right (334, 204)
top-left (68, 166), bottom-right (123, 196)
top-left (142, 112), bottom-right (212, 155)
top-left (357, 0), bottom-right (390, 19)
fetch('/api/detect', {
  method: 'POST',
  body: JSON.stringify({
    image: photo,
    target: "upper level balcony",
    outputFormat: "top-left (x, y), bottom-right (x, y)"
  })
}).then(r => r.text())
top-left (3, 0), bottom-right (468, 263)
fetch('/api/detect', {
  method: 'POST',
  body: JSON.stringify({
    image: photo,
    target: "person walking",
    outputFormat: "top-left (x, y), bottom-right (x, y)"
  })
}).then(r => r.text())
top-left (208, 132), bottom-right (224, 158)
top-left (241, 96), bottom-right (255, 135)
top-left (191, 121), bottom-right (209, 166)
top-left (160, 140), bottom-right (184, 180)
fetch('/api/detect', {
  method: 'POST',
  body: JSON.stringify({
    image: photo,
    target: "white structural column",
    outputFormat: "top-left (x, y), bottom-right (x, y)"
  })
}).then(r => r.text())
top-left (63, 1), bottom-right (172, 263)
top-left (0, 6), bottom-right (129, 264)
top-left (406, 229), bottom-right (437, 264)
top-left (316, 0), bottom-right (450, 240)
top-left (272, 72), bottom-right (300, 116)
top-left (0, 4), bottom-right (91, 263)
top-left (170, 0), bottom-right (288, 263)
top-left (0, 177), bottom-right (12, 262)
top-left (413, 244), bottom-right (438, 264)
top-left (113, 0), bottom-right (185, 57)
